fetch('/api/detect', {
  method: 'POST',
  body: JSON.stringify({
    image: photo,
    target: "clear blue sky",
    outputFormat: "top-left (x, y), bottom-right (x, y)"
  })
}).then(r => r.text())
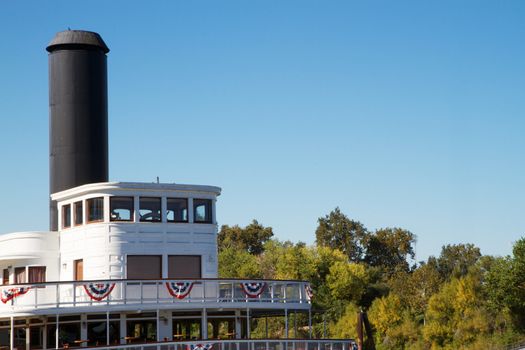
top-left (0, 1), bottom-right (524, 261)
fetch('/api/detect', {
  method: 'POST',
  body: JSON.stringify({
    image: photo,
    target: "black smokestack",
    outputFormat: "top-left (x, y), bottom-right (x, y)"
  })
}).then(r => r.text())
top-left (47, 30), bottom-right (109, 231)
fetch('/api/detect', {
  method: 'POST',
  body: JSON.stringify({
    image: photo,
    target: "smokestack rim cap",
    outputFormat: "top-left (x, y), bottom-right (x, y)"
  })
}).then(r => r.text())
top-left (46, 30), bottom-right (109, 54)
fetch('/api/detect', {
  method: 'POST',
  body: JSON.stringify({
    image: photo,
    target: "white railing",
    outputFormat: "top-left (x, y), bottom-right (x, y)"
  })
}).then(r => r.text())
top-left (69, 338), bottom-right (357, 350)
top-left (0, 279), bottom-right (312, 313)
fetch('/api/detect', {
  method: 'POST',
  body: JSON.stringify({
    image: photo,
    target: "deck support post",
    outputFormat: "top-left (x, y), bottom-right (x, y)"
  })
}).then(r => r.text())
top-left (106, 311), bottom-right (110, 345)
top-left (285, 308), bottom-right (288, 339)
top-left (293, 310), bottom-right (297, 338)
top-left (308, 309), bottom-right (312, 339)
top-left (246, 308), bottom-right (251, 339)
top-left (156, 309), bottom-right (160, 341)
top-left (201, 308), bottom-right (208, 339)
top-left (235, 310), bottom-right (242, 339)
top-left (9, 316), bottom-right (13, 350)
top-left (55, 314), bottom-right (59, 349)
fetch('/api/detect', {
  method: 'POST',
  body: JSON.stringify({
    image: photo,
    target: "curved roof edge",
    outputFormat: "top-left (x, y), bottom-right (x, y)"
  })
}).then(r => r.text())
top-left (51, 181), bottom-right (222, 201)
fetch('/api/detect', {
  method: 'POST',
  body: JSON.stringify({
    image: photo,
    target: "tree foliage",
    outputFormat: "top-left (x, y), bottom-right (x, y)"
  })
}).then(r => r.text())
top-left (218, 219), bottom-right (273, 254)
top-left (363, 227), bottom-right (416, 273)
top-left (315, 207), bottom-right (368, 262)
top-left (436, 243), bottom-right (481, 280)
top-left (217, 211), bottom-right (525, 349)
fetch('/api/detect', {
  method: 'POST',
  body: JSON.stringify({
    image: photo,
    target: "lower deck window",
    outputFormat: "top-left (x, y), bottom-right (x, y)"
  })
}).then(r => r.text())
top-left (127, 255), bottom-right (162, 279)
top-left (14, 267), bottom-right (25, 284)
top-left (2, 269), bottom-right (8, 285)
top-left (168, 255), bottom-right (201, 279)
top-left (28, 266), bottom-right (46, 283)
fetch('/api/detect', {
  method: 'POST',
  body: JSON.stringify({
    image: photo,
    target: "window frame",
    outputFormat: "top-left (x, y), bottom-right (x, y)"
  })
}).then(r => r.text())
top-left (28, 266), bottom-right (46, 284)
top-left (126, 255), bottom-right (162, 280)
top-left (87, 197), bottom-right (104, 224)
top-left (167, 198), bottom-right (189, 223)
top-left (14, 267), bottom-right (26, 284)
top-left (3, 269), bottom-right (9, 285)
top-left (168, 255), bottom-right (202, 279)
top-left (139, 197), bottom-right (162, 223)
top-left (110, 196), bottom-right (135, 222)
top-left (193, 198), bottom-right (213, 224)
top-left (62, 204), bottom-right (71, 229)
top-left (74, 201), bottom-right (83, 226)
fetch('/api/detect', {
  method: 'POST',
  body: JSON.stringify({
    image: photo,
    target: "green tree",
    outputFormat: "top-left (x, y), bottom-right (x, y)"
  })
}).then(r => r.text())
top-left (363, 227), bottom-right (416, 274)
top-left (369, 294), bottom-right (419, 349)
top-left (218, 247), bottom-right (262, 278)
top-left (218, 220), bottom-right (273, 254)
top-left (436, 243), bottom-right (481, 279)
top-left (327, 261), bottom-right (371, 305)
top-left (485, 238), bottom-right (525, 330)
top-left (315, 207), bottom-right (368, 262)
top-left (423, 273), bottom-right (491, 348)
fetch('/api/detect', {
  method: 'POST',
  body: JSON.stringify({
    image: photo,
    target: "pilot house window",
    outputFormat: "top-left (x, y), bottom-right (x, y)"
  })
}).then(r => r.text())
top-left (110, 197), bottom-right (134, 222)
top-left (74, 201), bottom-right (83, 225)
top-left (62, 204), bottom-right (71, 228)
top-left (139, 197), bottom-right (161, 222)
top-left (87, 197), bottom-right (104, 223)
top-left (194, 199), bottom-right (212, 223)
top-left (167, 198), bottom-right (188, 223)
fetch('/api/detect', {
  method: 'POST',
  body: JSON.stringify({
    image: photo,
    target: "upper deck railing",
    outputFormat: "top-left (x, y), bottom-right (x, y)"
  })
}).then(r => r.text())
top-left (0, 278), bottom-right (312, 314)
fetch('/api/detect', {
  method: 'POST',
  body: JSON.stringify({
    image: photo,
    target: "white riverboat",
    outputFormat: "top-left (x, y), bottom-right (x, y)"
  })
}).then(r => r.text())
top-left (0, 30), bottom-right (356, 350)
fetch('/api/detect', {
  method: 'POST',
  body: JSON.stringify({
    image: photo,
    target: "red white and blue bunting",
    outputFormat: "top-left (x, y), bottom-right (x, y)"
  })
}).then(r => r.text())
top-left (240, 282), bottom-right (267, 298)
top-left (83, 283), bottom-right (116, 301)
top-left (304, 284), bottom-right (314, 300)
top-left (191, 344), bottom-right (213, 350)
top-left (1, 287), bottom-right (32, 304)
top-left (166, 282), bottom-right (194, 299)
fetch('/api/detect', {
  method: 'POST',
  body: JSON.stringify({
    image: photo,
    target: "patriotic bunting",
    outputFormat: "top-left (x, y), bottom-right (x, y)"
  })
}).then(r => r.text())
top-left (240, 282), bottom-right (267, 298)
top-left (166, 282), bottom-right (194, 299)
top-left (305, 284), bottom-right (314, 300)
top-left (84, 283), bottom-right (116, 301)
top-left (1, 287), bottom-right (32, 304)
top-left (191, 344), bottom-right (213, 350)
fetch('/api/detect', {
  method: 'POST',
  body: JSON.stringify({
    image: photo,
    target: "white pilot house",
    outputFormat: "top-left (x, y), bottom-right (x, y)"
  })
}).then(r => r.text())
top-left (0, 30), bottom-right (355, 350)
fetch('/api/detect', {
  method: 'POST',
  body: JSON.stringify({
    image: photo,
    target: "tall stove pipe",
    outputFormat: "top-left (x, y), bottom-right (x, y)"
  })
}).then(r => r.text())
top-left (47, 30), bottom-right (109, 231)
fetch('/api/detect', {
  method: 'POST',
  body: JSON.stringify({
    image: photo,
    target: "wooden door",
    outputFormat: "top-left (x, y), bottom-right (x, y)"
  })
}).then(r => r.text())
top-left (74, 259), bottom-right (83, 281)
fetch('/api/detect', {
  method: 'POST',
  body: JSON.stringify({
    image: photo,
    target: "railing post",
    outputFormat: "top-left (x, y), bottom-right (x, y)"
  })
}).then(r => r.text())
top-left (73, 281), bottom-right (76, 306)
top-left (56, 283), bottom-right (60, 308)
top-left (140, 281), bottom-right (143, 304)
top-left (157, 280), bottom-right (160, 303)
top-left (123, 280), bottom-right (127, 304)
top-left (34, 284), bottom-right (38, 308)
